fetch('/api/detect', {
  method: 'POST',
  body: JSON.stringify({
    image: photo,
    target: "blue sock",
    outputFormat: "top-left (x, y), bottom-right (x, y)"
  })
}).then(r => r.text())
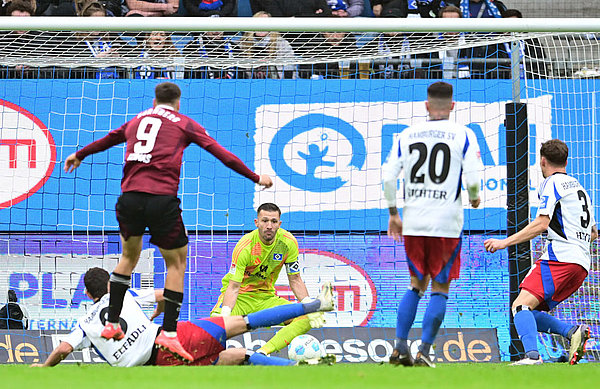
top-left (246, 303), bottom-right (305, 329)
top-left (247, 351), bottom-right (296, 366)
top-left (395, 288), bottom-right (422, 353)
top-left (532, 310), bottom-right (574, 339)
top-left (514, 309), bottom-right (539, 358)
top-left (421, 292), bottom-right (448, 347)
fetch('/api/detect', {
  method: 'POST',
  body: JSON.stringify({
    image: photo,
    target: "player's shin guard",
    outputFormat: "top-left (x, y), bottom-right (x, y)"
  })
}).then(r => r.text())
top-left (245, 350), bottom-right (296, 366)
top-left (245, 303), bottom-right (306, 330)
top-left (395, 287), bottom-right (423, 354)
top-left (531, 310), bottom-right (574, 339)
top-left (259, 316), bottom-right (311, 355)
top-left (162, 289), bottom-right (184, 333)
top-left (513, 306), bottom-right (540, 359)
top-left (420, 292), bottom-right (448, 355)
top-left (107, 272), bottom-right (131, 323)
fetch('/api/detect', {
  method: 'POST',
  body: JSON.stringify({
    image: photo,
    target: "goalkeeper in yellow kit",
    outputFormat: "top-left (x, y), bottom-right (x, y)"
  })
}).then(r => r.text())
top-left (211, 203), bottom-right (327, 355)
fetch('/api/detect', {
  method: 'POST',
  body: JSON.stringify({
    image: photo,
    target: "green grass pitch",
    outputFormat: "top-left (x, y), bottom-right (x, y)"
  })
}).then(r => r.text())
top-left (3, 363), bottom-right (598, 389)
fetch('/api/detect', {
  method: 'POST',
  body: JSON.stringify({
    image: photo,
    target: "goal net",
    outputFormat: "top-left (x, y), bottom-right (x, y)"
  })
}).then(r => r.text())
top-left (0, 17), bottom-right (597, 364)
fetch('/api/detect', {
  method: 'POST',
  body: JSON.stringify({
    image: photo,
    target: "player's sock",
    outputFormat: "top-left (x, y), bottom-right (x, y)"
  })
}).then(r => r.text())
top-left (245, 303), bottom-right (306, 329)
top-left (258, 316), bottom-right (311, 355)
top-left (162, 289), bottom-right (184, 333)
top-left (514, 308), bottom-right (540, 359)
top-left (396, 287), bottom-right (422, 340)
top-left (107, 272), bottom-right (131, 323)
top-left (420, 292), bottom-right (448, 352)
top-left (532, 310), bottom-right (574, 339)
top-left (245, 350), bottom-right (295, 366)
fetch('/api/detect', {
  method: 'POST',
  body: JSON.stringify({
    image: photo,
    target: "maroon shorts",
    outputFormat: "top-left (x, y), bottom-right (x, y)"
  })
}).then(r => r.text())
top-left (155, 318), bottom-right (227, 366)
top-left (520, 259), bottom-right (588, 311)
top-left (403, 236), bottom-right (462, 283)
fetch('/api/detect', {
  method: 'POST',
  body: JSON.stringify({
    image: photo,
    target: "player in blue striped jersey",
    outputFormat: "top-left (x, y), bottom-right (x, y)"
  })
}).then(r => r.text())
top-left (485, 139), bottom-right (597, 365)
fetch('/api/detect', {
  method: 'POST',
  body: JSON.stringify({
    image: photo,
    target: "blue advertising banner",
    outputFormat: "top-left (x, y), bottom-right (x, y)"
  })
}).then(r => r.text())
top-left (0, 232), bottom-right (511, 358)
top-left (1, 79), bottom-right (599, 232)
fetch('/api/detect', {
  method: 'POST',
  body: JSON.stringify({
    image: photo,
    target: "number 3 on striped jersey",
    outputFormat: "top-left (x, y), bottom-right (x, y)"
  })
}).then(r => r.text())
top-left (134, 117), bottom-right (162, 154)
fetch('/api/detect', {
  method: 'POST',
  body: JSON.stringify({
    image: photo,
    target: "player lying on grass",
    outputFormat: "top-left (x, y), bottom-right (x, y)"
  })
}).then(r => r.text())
top-left (32, 267), bottom-right (334, 367)
top-left (485, 139), bottom-right (597, 365)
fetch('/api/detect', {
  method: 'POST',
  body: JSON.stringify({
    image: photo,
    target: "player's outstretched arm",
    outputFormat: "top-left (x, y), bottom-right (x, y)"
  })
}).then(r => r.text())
top-left (592, 225), bottom-right (598, 243)
top-left (31, 341), bottom-right (73, 367)
top-left (484, 215), bottom-right (550, 253)
top-left (64, 153), bottom-right (82, 173)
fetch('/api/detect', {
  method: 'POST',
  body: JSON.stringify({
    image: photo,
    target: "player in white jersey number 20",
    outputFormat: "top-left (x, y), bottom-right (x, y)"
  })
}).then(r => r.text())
top-left (382, 81), bottom-right (482, 368)
top-left (485, 139), bottom-right (598, 365)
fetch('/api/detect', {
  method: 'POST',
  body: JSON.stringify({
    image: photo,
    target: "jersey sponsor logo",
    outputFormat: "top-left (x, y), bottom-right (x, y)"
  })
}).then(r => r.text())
top-left (275, 249), bottom-right (377, 327)
top-left (273, 253), bottom-right (283, 261)
top-left (254, 97), bottom-right (551, 213)
top-left (0, 100), bottom-right (56, 209)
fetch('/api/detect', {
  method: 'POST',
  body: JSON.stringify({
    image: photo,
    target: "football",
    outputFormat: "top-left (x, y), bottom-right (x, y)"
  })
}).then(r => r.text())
top-left (287, 334), bottom-right (325, 362)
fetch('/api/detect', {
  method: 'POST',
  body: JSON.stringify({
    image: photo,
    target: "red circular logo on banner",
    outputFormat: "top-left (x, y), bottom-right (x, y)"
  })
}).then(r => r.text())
top-left (0, 100), bottom-right (56, 209)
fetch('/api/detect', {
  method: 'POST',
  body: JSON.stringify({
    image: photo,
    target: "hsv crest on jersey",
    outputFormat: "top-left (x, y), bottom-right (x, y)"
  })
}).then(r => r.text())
top-left (273, 253), bottom-right (283, 261)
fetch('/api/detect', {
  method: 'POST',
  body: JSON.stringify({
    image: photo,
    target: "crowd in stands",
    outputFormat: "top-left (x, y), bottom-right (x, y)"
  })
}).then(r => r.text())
top-left (0, 0), bottom-right (548, 79)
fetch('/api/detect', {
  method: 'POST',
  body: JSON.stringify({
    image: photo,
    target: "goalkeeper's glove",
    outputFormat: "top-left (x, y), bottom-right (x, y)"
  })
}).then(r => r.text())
top-left (302, 297), bottom-right (325, 328)
top-left (217, 306), bottom-right (232, 317)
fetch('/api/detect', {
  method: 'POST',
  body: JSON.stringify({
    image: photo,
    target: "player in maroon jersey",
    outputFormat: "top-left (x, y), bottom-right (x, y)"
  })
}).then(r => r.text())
top-left (64, 82), bottom-right (272, 362)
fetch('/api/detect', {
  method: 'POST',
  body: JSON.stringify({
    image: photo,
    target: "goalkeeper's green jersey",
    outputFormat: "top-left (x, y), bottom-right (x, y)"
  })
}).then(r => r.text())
top-left (220, 228), bottom-right (300, 295)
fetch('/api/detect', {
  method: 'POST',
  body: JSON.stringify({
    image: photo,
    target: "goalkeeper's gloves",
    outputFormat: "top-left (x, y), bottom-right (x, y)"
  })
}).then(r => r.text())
top-left (302, 297), bottom-right (325, 328)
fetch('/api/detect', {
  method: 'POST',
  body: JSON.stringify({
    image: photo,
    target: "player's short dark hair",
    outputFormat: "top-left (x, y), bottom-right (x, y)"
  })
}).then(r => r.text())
top-left (84, 267), bottom-right (109, 300)
top-left (540, 139), bottom-right (569, 166)
top-left (257, 203), bottom-right (281, 216)
top-left (438, 5), bottom-right (462, 18)
top-left (502, 9), bottom-right (523, 18)
top-left (155, 82), bottom-right (181, 105)
top-left (6, 0), bottom-right (35, 15)
top-left (427, 81), bottom-right (453, 100)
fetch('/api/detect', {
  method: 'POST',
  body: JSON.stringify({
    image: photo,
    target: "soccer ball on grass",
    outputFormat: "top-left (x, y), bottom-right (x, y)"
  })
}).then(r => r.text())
top-left (287, 334), bottom-right (325, 362)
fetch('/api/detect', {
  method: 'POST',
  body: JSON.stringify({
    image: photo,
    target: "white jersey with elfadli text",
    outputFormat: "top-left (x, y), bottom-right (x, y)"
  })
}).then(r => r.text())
top-left (62, 289), bottom-right (160, 367)
top-left (536, 172), bottom-right (595, 272)
top-left (382, 119), bottom-right (482, 238)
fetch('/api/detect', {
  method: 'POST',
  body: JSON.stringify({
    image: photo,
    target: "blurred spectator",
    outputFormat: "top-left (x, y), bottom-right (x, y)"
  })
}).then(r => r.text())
top-left (326, 0), bottom-right (363, 17)
top-left (372, 0), bottom-right (407, 18)
top-left (252, 0), bottom-right (332, 17)
top-left (237, 11), bottom-right (296, 78)
top-left (126, 0), bottom-right (178, 16)
top-left (437, 4), bottom-right (469, 79)
top-left (63, 1), bottom-right (126, 78)
top-left (135, 31), bottom-right (180, 79)
top-left (36, 0), bottom-right (76, 15)
top-left (414, 0), bottom-right (458, 18)
top-left (461, 0), bottom-right (505, 19)
top-left (6, 0), bottom-right (35, 17)
top-left (0, 290), bottom-right (29, 330)
top-left (183, 0), bottom-right (236, 17)
top-left (457, 0), bottom-right (509, 78)
top-left (502, 8), bottom-right (548, 79)
top-left (184, 31), bottom-right (239, 79)
top-left (298, 32), bottom-right (359, 79)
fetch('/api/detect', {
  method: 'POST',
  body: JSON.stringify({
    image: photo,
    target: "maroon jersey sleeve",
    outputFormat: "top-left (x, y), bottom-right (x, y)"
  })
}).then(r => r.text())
top-left (75, 124), bottom-right (127, 161)
top-left (185, 121), bottom-right (260, 183)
